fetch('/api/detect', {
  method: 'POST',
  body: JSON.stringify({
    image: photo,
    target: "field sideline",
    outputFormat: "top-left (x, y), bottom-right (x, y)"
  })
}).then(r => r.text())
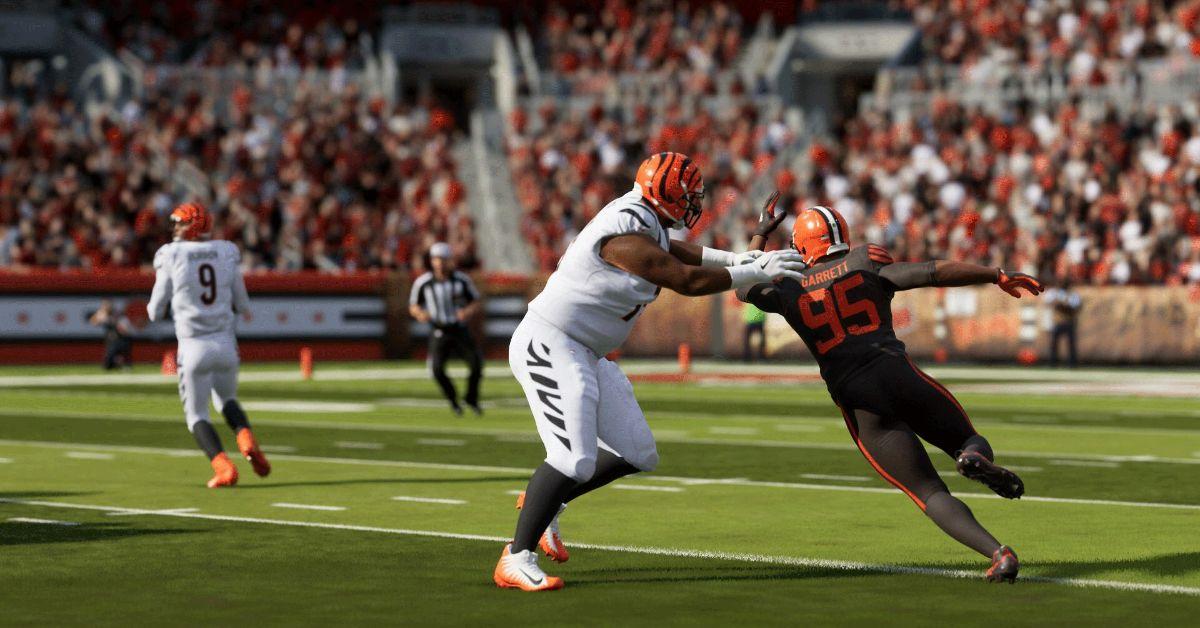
top-left (2, 360), bottom-right (1199, 625)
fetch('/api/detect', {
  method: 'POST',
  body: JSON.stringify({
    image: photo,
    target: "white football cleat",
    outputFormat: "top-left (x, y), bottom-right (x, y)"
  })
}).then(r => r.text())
top-left (515, 492), bottom-right (570, 562)
top-left (541, 503), bottom-right (569, 563)
top-left (493, 543), bottom-right (564, 591)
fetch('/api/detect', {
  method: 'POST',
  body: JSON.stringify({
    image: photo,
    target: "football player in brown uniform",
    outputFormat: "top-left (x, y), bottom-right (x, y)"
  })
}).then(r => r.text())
top-left (738, 202), bottom-right (1042, 582)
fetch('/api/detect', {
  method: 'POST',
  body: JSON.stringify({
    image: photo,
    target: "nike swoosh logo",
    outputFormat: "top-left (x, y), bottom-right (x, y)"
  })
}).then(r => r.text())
top-left (517, 567), bottom-right (543, 585)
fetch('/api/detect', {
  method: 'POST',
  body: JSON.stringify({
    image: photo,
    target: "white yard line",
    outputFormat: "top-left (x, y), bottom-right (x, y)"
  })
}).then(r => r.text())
top-left (7, 517), bottom-right (79, 526)
top-left (2, 497), bottom-right (1197, 598)
top-left (1050, 460), bottom-right (1121, 469)
top-left (612, 485), bottom-right (684, 493)
top-left (0, 457), bottom-right (11, 463)
top-left (0, 367), bottom-right (505, 388)
top-left (9, 408), bottom-right (1200, 465)
top-left (774, 424), bottom-right (824, 432)
top-left (259, 445), bottom-right (297, 453)
top-left (416, 438), bottom-right (467, 447)
top-left (270, 503), bottom-right (346, 512)
top-left (708, 427), bottom-right (760, 436)
top-left (4, 438), bottom-right (1200, 511)
top-left (65, 451), bottom-right (114, 460)
top-left (391, 496), bottom-right (467, 505)
top-left (107, 508), bottom-right (198, 517)
top-left (334, 441), bottom-right (384, 450)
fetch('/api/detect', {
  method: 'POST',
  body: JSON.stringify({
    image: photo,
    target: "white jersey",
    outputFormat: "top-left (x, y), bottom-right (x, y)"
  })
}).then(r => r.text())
top-left (148, 239), bottom-right (249, 339)
top-left (527, 188), bottom-right (669, 356)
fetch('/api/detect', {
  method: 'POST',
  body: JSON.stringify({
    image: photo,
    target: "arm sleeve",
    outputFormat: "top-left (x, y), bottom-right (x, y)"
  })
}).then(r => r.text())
top-left (459, 272), bottom-right (480, 303)
top-left (229, 244), bottom-right (250, 314)
top-left (232, 270), bottom-right (250, 314)
top-left (147, 248), bottom-right (172, 322)
top-left (878, 261), bottom-right (937, 291)
top-left (737, 282), bottom-right (784, 313)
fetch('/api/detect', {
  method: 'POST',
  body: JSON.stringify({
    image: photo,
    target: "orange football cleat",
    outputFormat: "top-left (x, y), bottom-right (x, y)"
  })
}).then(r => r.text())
top-left (236, 429), bottom-right (271, 478)
top-left (493, 543), bottom-right (564, 592)
top-left (515, 491), bottom-right (569, 562)
top-left (207, 452), bottom-right (239, 488)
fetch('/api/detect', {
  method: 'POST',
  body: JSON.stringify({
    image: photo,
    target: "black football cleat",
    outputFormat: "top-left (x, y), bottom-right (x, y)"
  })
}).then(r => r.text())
top-left (956, 451), bottom-right (1024, 499)
top-left (986, 546), bottom-right (1019, 583)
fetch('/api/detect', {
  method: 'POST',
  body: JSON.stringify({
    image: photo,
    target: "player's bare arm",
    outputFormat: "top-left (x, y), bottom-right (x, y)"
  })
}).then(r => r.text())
top-left (600, 233), bottom-right (804, 296)
top-left (880, 258), bottom-right (1044, 297)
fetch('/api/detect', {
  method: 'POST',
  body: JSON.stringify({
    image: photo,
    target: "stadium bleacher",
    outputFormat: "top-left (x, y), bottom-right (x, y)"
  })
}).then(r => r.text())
top-left (3, 0), bottom-right (1200, 285)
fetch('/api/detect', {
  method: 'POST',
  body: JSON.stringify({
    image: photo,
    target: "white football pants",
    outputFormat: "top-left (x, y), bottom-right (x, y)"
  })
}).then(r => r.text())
top-left (508, 312), bottom-right (658, 481)
top-left (176, 333), bottom-right (240, 430)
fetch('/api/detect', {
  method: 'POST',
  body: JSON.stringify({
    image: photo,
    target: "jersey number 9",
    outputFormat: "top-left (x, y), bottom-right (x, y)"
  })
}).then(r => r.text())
top-left (198, 263), bottom-right (217, 305)
top-left (796, 274), bottom-right (881, 354)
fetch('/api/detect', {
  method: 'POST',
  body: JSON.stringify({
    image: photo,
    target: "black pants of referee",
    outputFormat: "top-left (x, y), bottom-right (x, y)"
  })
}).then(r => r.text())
top-left (428, 325), bottom-right (483, 408)
top-left (833, 353), bottom-right (1002, 557)
top-left (103, 338), bottom-right (133, 370)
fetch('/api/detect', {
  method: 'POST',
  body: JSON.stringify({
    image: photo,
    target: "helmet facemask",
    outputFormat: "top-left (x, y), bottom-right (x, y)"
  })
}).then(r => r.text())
top-left (678, 185), bottom-right (705, 229)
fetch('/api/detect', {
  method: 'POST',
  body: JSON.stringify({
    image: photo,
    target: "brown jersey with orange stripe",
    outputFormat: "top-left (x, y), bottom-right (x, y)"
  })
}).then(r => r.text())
top-left (742, 244), bottom-right (936, 394)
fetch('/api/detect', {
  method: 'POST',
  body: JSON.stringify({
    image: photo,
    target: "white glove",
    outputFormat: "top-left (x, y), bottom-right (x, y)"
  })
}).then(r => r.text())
top-left (701, 247), bottom-right (764, 267)
top-left (731, 250), bottom-right (764, 265)
top-left (726, 250), bottom-right (806, 288)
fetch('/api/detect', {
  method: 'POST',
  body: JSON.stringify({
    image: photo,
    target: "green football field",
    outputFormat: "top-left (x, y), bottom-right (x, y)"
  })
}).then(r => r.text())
top-left (2, 360), bottom-right (1199, 626)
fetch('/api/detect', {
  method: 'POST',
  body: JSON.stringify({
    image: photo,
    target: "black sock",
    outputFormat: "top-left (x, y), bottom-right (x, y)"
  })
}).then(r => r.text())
top-left (565, 449), bottom-right (640, 503)
top-left (924, 492), bottom-right (1001, 557)
top-left (191, 421), bottom-right (224, 460)
top-left (221, 400), bottom-right (251, 433)
top-left (958, 435), bottom-right (994, 461)
top-left (512, 463), bottom-right (578, 553)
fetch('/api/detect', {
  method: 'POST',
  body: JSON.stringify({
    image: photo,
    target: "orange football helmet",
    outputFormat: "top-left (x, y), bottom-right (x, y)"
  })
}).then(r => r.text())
top-left (791, 205), bottom-right (850, 265)
top-left (170, 202), bottom-right (211, 241)
top-left (635, 152), bottom-right (705, 229)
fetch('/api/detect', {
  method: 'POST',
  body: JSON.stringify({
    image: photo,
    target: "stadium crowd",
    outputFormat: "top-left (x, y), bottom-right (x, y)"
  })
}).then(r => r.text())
top-left (0, 77), bottom-right (476, 272)
top-left (537, 0), bottom-right (744, 95)
top-left (907, 0), bottom-right (1200, 69)
top-left (75, 0), bottom-right (377, 69)
top-left (5, 0), bottom-right (1200, 286)
top-left (766, 93), bottom-right (1200, 286)
top-left (508, 0), bottom-right (793, 270)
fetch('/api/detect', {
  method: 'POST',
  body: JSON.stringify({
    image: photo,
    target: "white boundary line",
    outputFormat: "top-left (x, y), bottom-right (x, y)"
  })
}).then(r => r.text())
top-left (3, 438), bottom-right (1200, 512)
top-left (2, 498), bottom-right (1197, 597)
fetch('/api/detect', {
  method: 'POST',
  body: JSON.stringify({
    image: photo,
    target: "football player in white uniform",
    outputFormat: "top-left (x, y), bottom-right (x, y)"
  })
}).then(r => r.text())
top-left (147, 202), bottom-right (272, 488)
top-left (494, 152), bottom-right (803, 591)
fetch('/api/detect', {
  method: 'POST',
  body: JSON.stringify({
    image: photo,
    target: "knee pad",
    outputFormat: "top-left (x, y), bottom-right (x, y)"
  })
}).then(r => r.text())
top-left (628, 447), bottom-right (659, 473)
top-left (547, 452), bottom-right (596, 483)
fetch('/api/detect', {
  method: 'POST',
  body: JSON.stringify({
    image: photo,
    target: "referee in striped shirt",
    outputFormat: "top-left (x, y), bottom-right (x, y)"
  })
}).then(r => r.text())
top-left (409, 242), bottom-right (484, 415)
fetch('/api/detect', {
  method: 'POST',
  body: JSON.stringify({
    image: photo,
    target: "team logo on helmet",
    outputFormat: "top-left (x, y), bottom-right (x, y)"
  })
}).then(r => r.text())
top-left (169, 202), bottom-right (212, 241)
top-left (791, 205), bottom-right (850, 265)
top-left (634, 152), bottom-right (705, 229)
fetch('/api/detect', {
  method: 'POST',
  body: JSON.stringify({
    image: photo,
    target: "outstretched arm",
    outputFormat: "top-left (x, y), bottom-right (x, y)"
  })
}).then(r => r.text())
top-left (747, 190), bottom-right (786, 252)
top-left (881, 260), bottom-right (1044, 297)
top-left (601, 233), bottom-right (804, 296)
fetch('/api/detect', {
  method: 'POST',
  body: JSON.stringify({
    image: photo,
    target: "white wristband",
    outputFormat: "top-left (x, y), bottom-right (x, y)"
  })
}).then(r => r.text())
top-left (701, 246), bottom-right (736, 267)
top-left (726, 263), bottom-right (767, 289)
